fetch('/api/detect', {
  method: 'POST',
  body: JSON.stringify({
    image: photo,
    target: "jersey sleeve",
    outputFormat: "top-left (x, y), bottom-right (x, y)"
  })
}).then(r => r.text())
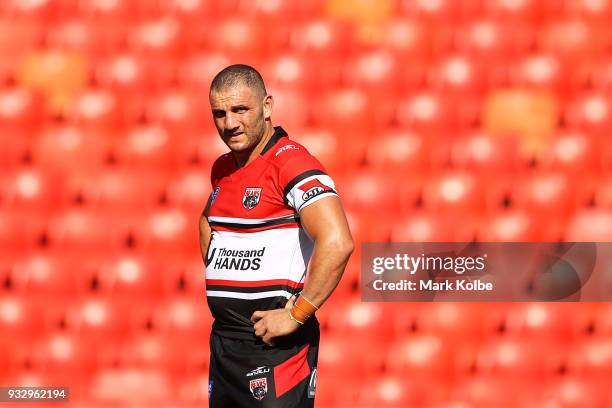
top-left (279, 150), bottom-right (338, 212)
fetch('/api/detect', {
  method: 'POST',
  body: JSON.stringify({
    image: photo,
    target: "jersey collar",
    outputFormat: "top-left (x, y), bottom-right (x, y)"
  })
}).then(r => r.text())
top-left (260, 126), bottom-right (288, 156)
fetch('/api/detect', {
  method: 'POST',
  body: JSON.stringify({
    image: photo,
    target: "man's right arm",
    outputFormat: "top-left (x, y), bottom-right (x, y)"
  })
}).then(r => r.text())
top-left (199, 214), bottom-right (212, 263)
top-left (199, 194), bottom-right (213, 263)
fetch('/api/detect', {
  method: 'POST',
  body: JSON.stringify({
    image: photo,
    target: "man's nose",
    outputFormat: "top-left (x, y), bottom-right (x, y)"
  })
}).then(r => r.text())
top-left (224, 112), bottom-right (238, 130)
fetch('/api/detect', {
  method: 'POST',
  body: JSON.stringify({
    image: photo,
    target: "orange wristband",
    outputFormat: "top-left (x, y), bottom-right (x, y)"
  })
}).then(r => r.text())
top-left (290, 295), bottom-right (319, 323)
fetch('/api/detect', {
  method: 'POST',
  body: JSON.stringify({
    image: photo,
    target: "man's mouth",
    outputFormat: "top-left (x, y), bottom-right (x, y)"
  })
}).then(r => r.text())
top-left (227, 132), bottom-right (243, 138)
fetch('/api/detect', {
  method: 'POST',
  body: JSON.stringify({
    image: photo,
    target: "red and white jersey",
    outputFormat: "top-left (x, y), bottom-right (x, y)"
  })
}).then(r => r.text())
top-left (205, 127), bottom-right (338, 339)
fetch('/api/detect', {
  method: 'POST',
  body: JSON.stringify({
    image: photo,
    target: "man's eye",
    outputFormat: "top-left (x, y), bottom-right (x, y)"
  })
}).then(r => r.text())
top-left (213, 111), bottom-right (225, 118)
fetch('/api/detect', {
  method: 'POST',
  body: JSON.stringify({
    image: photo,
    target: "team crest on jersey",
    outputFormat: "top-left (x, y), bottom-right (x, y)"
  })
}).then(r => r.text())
top-left (249, 377), bottom-right (268, 401)
top-left (299, 178), bottom-right (333, 202)
top-left (243, 187), bottom-right (262, 210)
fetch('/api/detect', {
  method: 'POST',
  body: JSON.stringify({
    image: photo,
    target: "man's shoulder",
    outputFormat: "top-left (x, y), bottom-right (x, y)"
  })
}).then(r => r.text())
top-left (268, 137), bottom-right (315, 166)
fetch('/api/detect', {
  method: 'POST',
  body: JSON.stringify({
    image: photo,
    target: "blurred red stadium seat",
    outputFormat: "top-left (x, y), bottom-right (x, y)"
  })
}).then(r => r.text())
top-left (538, 17), bottom-right (608, 59)
top-left (0, 296), bottom-right (47, 346)
top-left (152, 296), bottom-right (212, 338)
top-left (205, 18), bottom-right (265, 63)
top-left (385, 333), bottom-right (453, 378)
top-left (128, 17), bottom-right (186, 58)
top-left (478, 209), bottom-right (541, 241)
top-left (13, 252), bottom-right (81, 297)
top-left (505, 303), bottom-right (585, 341)
top-left (78, 167), bottom-right (167, 210)
top-left (72, 297), bottom-right (134, 341)
top-left (564, 92), bottom-right (612, 135)
top-left (541, 376), bottom-right (610, 408)
top-left (90, 368), bottom-right (173, 405)
top-left (567, 336), bottom-right (612, 376)
top-left (595, 177), bottom-right (612, 208)
top-left (3, 167), bottom-right (67, 212)
top-left (511, 171), bottom-right (581, 221)
top-left (343, 50), bottom-right (400, 95)
top-left (451, 131), bottom-right (524, 174)
top-left (0, 19), bottom-right (43, 81)
top-left (177, 52), bottom-right (231, 91)
top-left (539, 129), bottom-right (603, 175)
top-left (289, 127), bottom-right (343, 173)
top-left (391, 210), bottom-right (477, 242)
top-left (0, 0), bottom-right (55, 21)
top-left (145, 89), bottom-right (208, 134)
top-left (69, 88), bottom-right (122, 131)
top-left (267, 87), bottom-right (310, 129)
top-left (165, 168), bottom-right (209, 211)
top-left (451, 375), bottom-right (535, 406)
top-left (397, 91), bottom-right (459, 133)
top-left (0, 86), bottom-right (44, 134)
top-left (137, 207), bottom-right (199, 255)
top-left (99, 253), bottom-right (164, 299)
top-left (95, 53), bottom-right (170, 94)
top-left (112, 124), bottom-right (176, 169)
top-left (0, 209), bottom-right (46, 253)
top-left (326, 296), bottom-right (394, 343)
top-left (335, 169), bottom-right (405, 213)
top-left (427, 54), bottom-right (487, 97)
top-left (262, 54), bottom-right (314, 92)
top-left (359, 374), bottom-right (448, 407)
top-left (454, 18), bottom-right (535, 62)
top-left (311, 87), bottom-right (373, 132)
top-left (510, 53), bottom-right (569, 95)
top-left (565, 209), bottom-right (612, 241)
top-left (417, 303), bottom-right (487, 342)
top-left (565, 0), bottom-right (612, 20)
top-left (47, 208), bottom-right (129, 252)
top-left (45, 19), bottom-right (126, 60)
top-left (400, 0), bottom-right (461, 22)
top-left (475, 337), bottom-right (565, 381)
top-left (119, 332), bottom-right (208, 374)
top-left (482, 0), bottom-right (541, 21)
top-left (422, 171), bottom-right (485, 215)
top-left (32, 124), bottom-right (110, 172)
top-left (290, 19), bottom-right (351, 58)
top-left (365, 128), bottom-right (430, 173)
top-left (380, 18), bottom-right (432, 63)
top-left (175, 372), bottom-right (210, 405)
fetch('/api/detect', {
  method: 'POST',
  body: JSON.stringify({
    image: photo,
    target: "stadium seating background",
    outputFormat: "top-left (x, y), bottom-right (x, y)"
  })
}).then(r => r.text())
top-left (1, 0), bottom-right (612, 406)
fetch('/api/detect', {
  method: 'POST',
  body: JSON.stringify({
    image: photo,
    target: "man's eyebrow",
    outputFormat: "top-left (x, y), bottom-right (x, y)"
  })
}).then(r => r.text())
top-left (232, 104), bottom-right (250, 110)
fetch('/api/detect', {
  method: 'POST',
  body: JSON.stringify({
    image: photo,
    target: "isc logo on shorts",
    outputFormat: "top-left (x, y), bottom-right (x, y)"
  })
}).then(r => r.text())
top-left (308, 368), bottom-right (317, 398)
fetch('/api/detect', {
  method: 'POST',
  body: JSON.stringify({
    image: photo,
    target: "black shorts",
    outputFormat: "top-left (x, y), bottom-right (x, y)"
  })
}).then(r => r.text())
top-left (208, 327), bottom-right (319, 408)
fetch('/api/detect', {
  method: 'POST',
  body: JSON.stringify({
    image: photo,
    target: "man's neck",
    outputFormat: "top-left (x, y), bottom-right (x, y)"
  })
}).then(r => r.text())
top-left (234, 124), bottom-right (275, 168)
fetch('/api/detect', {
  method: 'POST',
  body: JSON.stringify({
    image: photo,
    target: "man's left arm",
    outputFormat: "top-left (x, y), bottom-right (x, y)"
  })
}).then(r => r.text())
top-left (251, 196), bottom-right (354, 345)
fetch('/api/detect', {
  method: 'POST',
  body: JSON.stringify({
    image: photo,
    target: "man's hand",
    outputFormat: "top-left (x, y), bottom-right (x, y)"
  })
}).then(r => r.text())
top-left (251, 297), bottom-right (301, 346)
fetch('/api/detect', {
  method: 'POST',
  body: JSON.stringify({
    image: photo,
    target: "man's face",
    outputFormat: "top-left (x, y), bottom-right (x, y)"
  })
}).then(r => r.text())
top-left (209, 83), bottom-right (271, 154)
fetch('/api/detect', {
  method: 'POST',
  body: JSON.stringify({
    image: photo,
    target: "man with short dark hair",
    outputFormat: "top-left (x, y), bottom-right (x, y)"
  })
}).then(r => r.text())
top-left (200, 64), bottom-right (353, 407)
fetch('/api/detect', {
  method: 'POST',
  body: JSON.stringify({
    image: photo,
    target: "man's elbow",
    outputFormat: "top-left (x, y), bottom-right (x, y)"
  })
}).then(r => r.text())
top-left (330, 233), bottom-right (354, 259)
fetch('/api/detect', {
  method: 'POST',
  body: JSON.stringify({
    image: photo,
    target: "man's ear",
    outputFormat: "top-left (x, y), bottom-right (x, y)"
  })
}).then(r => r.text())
top-left (263, 94), bottom-right (273, 120)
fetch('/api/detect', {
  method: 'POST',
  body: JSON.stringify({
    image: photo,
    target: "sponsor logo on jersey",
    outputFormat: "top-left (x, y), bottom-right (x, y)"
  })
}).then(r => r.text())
top-left (208, 380), bottom-right (214, 399)
top-left (275, 144), bottom-right (299, 157)
top-left (246, 366), bottom-right (271, 377)
top-left (243, 187), bottom-right (262, 210)
top-left (210, 186), bottom-right (220, 205)
top-left (298, 178), bottom-right (333, 202)
top-left (210, 247), bottom-right (266, 270)
top-left (249, 378), bottom-right (268, 401)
